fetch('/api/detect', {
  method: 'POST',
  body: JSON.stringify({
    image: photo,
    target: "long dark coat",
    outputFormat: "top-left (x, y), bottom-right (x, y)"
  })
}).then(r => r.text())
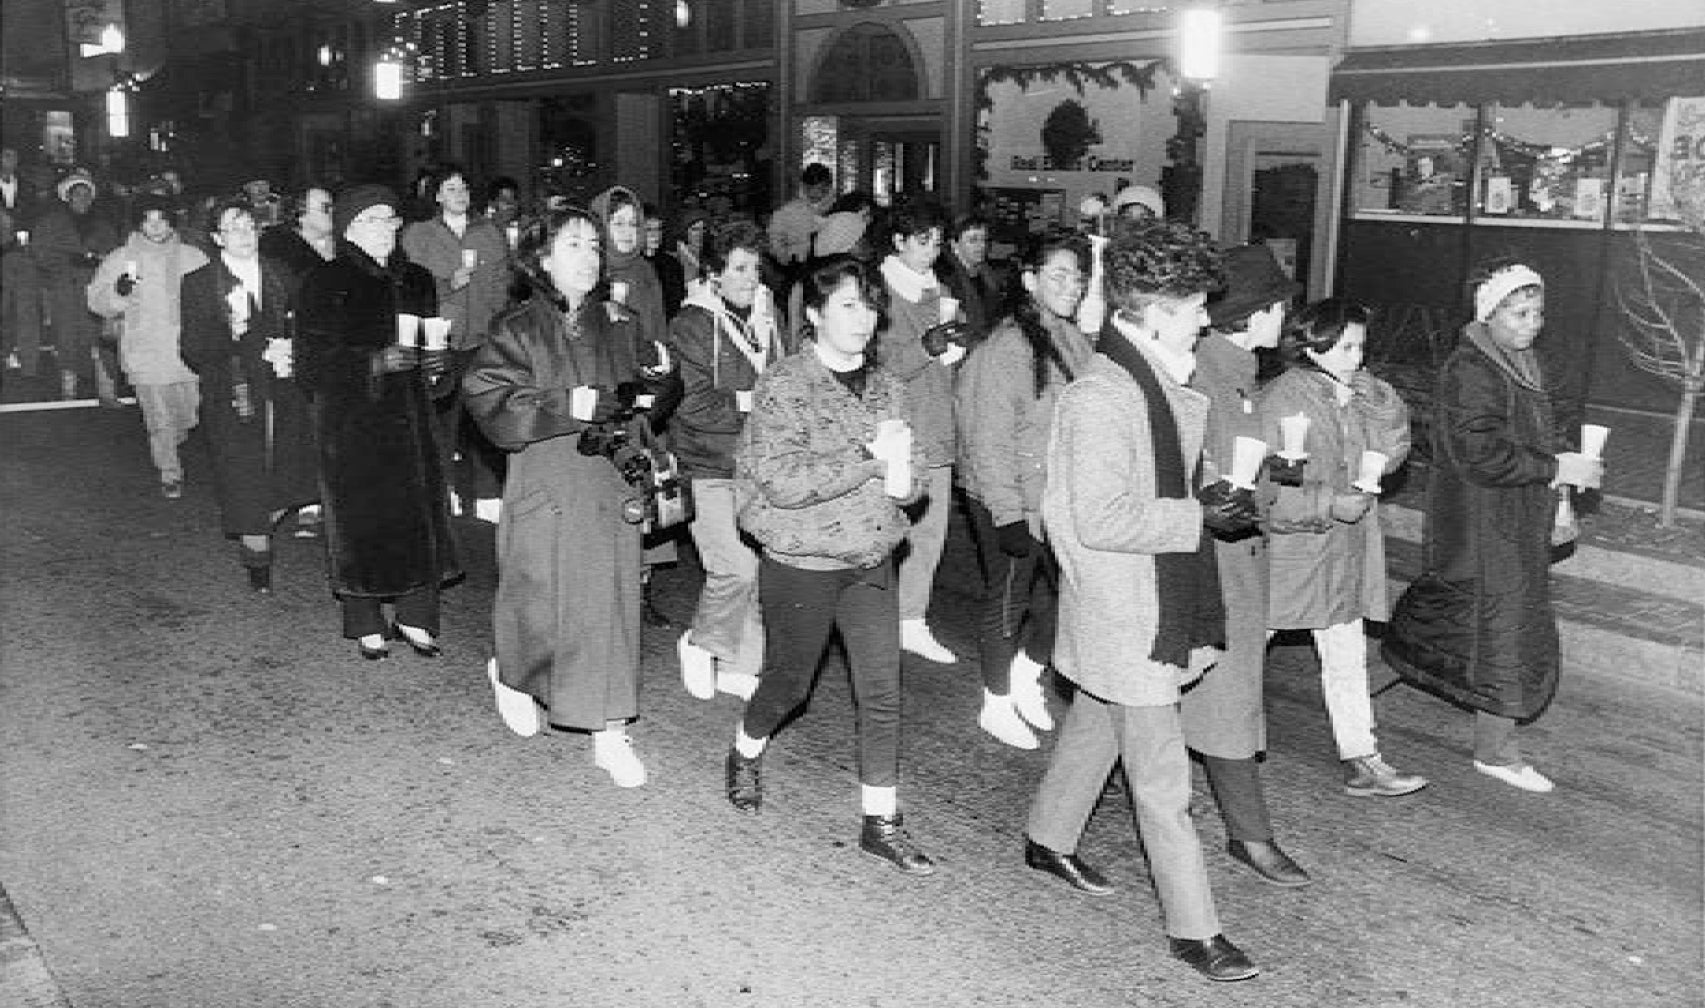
top-left (1382, 327), bottom-right (1565, 721)
top-left (180, 253), bottom-right (319, 537)
top-left (294, 245), bottom-right (458, 599)
top-left (463, 295), bottom-right (644, 731)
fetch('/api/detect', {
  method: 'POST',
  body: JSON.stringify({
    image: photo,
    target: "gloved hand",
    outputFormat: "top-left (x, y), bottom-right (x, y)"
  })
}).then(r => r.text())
top-left (372, 344), bottom-right (421, 374)
top-left (1197, 480), bottom-right (1259, 536)
top-left (115, 274), bottom-right (136, 297)
top-left (1266, 455), bottom-right (1306, 487)
top-left (996, 520), bottom-right (1036, 558)
top-left (1329, 492), bottom-right (1375, 524)
top-left (920, 320), bottom-right (970, 357)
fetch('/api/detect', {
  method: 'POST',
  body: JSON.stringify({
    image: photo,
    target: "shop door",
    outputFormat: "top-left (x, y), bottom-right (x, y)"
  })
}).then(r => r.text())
top-left (837, 123), bottom-right (939, 203)
top-left (1224, 121), bottom-right (1330, 297)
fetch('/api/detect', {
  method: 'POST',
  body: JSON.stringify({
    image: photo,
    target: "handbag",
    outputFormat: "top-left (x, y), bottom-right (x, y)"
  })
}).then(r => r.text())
top-left (610, 417), bottom-right (694, 534)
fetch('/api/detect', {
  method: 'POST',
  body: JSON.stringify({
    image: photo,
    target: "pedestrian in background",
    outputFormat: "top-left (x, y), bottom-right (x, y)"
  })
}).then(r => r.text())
top-left (725, 255), bottom-right (935, 876)
top-left (180, 200), bottom-right (318, 593)
top-left (767, 161), bottom-right (833, 274)
top-left (260, 185), bottom-right (338, 290)
top-left (934, 212), bottom-right (1003, 352)
top-left (86, 195), bottom-right (208, 498)
top-left (1, 147), bottom-right (45, 381)
top-left (294, 184), bottom-right (458, 662)
top-left (670, 219), bottom-right (785, 703)
top-left (1261, 298), bottom-right (1428, 798)
top-left (1382, 260), bottom-right (1602, 793)
top-left (401, 165), bottom-right (513, 524)
top-left (35, 173), bottom-right (118, 401)
top-left (954, 226), bottom-right (1093, 749)
top-left (463, 207), bottom-right (655, 788)
top-left (1026, 220), bottom-right (1261, 983)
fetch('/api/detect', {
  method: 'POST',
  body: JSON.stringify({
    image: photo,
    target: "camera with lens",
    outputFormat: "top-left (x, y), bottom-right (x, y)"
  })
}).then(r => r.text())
top-left (573, 382), bottom-right (647, 458)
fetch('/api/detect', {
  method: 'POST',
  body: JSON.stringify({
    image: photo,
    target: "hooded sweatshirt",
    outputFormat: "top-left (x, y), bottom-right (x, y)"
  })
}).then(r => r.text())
top-left (666, 280), bottom-right (784, 478)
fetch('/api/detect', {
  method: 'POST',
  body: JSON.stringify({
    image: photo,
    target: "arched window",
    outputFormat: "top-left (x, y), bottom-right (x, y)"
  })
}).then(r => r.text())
top-left (812, 22), bottom-right (919, 104)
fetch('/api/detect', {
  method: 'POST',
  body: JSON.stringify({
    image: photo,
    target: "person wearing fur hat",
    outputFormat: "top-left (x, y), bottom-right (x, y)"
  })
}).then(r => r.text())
top-left (33, 172), bottom-right (119, 400)
top-left (86, 195), bottom-right (209, 497)
top-left (1183, 243), bottom-right (1313, 884)
top-left (1382, 259), bottom-right (1602, 793)
top-left (294, 184), bottom-right (459, 662)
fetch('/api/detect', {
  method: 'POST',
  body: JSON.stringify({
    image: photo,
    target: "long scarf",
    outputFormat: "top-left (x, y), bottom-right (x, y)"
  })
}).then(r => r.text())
top-left (1098, 323), bottom-right (1225, 667)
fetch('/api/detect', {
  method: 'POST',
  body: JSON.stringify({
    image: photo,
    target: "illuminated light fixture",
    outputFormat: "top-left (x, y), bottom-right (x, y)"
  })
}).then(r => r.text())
top-left (375, 57), bottom-right (404, 99)
top-left (106, 86), bottom-right (130, 137)
top-left (318, 45), bottom-right (334, 66)
top-left (675, 0), bottom-right (691, 28)
top-left (1178, 6), bottom-right (1221, 82)
top-left (80, 23), bottom-right (125, 58)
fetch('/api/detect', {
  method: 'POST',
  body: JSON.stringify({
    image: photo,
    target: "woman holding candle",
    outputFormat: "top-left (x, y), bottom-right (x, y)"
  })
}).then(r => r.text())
top-left (462, 207), bottom-right (655, 788)
top-left (1260, 298), bottom-right (1428, 797)
top-left (295, 184), bottom-right (458, 660)
top-left (1382, 261), bottom-right (1602, 793)
top-left (724, 255), bottom-right (934, 875)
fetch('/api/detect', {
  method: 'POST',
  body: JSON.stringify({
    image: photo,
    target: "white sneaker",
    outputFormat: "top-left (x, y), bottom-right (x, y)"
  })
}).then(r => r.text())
top-left (1474, 760), bottom-right (1554, 793)
top-left (678, 632), bottom-right (717, 700)
top-left (901, 620), bottom-right (958, 664)
top-left (1008, 652), bottom-right (1054, 731)
top-left (978, 690), bottom-right (1039, 749)
top-left (593, 729), bottom-right (647, 788)
top-left (474, 497), bottom-right (502, 524)
top-left (715, 670), bottom-right (759, 700)
top-left (486, 658), bottom-right (540, 737)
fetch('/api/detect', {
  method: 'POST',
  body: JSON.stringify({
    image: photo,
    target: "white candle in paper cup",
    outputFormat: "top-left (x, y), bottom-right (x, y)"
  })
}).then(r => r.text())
top-left (1354, 450), bottom-right (1389, 493)
top-left (1580, 424), bottom-right (1609, 459)
top-left (395, 312), bottom-right (422, 347)
top-left (1278, 413), bottom-right (1311, 459)
top-left (609, 280), bottom-right (630, 306)
top-left (421, 317), bottom-right (452, 351)
top-left (937, 295), bottom-right (960, 325)
top-left (225, 288), bottom-right (250, 323)
top-left (1228, 436), bottom-right (1267, 489)
top-left (461, 248), bottom-right (479, 269)
top-left (570, 385), bottom-right (599, 421)
top-left (734, 389), bottom-right (754, 413)
top-left (124, 259), bottom-right (138, 278)
top-left (15, 230), bottom-right (28, 246)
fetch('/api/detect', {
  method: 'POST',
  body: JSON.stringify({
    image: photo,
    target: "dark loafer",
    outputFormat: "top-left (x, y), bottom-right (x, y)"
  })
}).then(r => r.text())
top-left (1227, 839), bottom-right (1312, 888)
top-left (1169, 934), bottom-right (1259, 982)
top-left (1023, 838), bottom-right (1115, 896)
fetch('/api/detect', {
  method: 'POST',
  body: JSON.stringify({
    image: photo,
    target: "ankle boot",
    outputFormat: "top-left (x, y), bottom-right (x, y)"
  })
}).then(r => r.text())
top-left (240, 548), bottom-right (273, 594)
top-left (725, 748), bottom-right (764, 814)
top-left (859, 813), bottom-right (936, 876)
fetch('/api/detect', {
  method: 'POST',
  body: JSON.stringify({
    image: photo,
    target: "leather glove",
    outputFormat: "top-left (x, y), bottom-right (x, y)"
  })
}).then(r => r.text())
top-left (372, 345), bottom-right (421, 374)
top-left (996, 520), bottom-right (1036, 558)
top-left (1266, 455), bottom-right (1306, 487)
top-left (115, 274), bottom-right (136, 297)
top-left (1329, 492), bottom-right (1375, 524)
top-left (420, 348), bottom-right (451, 380)
top-left (920, 320), bottom-right (970, 357)
top-left (1197, 481), bottom-right (1259, 536)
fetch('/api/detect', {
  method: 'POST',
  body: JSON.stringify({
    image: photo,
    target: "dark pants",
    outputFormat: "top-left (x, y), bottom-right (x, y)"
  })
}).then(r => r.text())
top-left (339, 585), bottom-right (440, 639)
top-left (1199, 755), bottom-right (1274, 842)
top-left (743, 557), bottom-right (902, 788)
top-left (965, 495), bottom-right (1058, 694)
top-left (434, 351), bottom-right (506, 506)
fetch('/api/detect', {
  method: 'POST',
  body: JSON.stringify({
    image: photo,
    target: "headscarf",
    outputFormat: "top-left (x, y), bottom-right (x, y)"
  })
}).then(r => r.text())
top-left (589, 185), bottom-right (644, 273)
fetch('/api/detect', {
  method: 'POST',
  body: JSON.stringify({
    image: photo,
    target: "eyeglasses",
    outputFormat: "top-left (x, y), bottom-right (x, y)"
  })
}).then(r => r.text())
top-left (220, 221), bottom-right (258, 234)
top-left (353, 215), bottom-right (403, 228)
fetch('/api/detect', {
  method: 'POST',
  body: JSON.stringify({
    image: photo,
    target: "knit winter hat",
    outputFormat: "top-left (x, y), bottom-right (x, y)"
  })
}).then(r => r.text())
top-left (333, 184), bottom-right (399, 238)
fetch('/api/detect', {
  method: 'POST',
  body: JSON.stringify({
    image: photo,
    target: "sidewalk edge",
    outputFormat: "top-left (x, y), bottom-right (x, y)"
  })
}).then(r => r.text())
top-left (0, 883), bottom-right (73, 1008)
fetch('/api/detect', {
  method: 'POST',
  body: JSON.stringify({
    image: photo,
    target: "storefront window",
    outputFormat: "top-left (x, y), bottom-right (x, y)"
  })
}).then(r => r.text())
top-left (1476, 102), bottom-right (1617, 224)
top-left (1616, 102), bottom-right (1666, 224)
top-left (1350, 103), bottom-right (1474, 218)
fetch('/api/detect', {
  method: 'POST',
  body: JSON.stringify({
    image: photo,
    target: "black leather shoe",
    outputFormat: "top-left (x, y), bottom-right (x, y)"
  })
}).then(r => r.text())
top-left (859, 813), bottom-right (937, 876)
top-left (391, 622), bottom-right (442, 658)
top-left (1227, 839), bottom-right (1312, 888)
top-left (245, 565), bottom-right (272, 595)
top-left (1169, 934), bottom-right (1259, 982)
top-left (725, 748), bottom-right (763, 815)
top-left (357, 642), bottom-right (389, 661)
top-left (1024, 838), bottom-right (1115, 896)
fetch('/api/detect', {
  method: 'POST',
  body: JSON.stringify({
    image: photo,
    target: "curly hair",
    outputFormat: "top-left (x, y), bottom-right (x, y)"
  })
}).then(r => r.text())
top-left (1278, 297), bottom-right (1369, 368)
top-left (1013, 226), bottom-right (1091, 397)
top-left (701, 218), bottom-right (767, 276)
top-left (1101, 218), bottom-right (1224, 313)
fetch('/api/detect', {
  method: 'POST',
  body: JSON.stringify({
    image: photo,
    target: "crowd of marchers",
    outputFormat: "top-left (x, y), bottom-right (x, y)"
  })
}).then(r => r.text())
top-left (0, 151), bottom-right (1606, 984)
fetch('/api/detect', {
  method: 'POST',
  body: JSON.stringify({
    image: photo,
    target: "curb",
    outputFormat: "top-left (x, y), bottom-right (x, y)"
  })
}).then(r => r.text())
top-left (0, 884), bottom-right (72, 1008)
top-left (1383, 504), bottom-right (1704, 698)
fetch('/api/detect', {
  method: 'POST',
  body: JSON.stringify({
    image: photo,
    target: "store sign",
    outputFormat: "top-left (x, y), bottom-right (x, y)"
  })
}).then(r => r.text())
top-left (1009, 155), bottom-right (1136, 172)
top-left (1652, 96), bottom-right (1705, 221)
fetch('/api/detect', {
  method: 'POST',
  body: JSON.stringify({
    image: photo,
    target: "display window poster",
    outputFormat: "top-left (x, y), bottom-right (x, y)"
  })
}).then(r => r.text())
top-left (1651, 95), bottom-right (1705, 221)
top-left (976, 61), bottom-right (1172, 229)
